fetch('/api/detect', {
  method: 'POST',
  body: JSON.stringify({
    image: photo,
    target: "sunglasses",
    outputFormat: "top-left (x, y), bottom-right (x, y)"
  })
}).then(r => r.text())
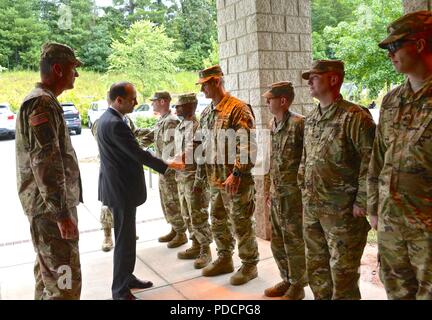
top-left (386, 39), bottom-right (417, 54)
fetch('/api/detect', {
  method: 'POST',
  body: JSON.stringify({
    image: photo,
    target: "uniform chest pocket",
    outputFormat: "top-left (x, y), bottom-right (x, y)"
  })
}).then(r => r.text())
top-left (318, 123), bottom-right (343, 159)
top-left (410, 102), bottom-right (432, 146)
top-left (215, 115), bottom-right (230, 129)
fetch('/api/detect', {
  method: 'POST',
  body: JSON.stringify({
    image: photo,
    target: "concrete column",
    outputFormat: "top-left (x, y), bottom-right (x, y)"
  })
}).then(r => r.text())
top-left (217, 0), bottom-right (313, 239)
top-left (403, 0), bottom-right (431, 12)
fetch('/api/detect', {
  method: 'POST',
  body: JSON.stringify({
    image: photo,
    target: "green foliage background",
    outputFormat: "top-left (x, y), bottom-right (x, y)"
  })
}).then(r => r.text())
top-left (312, 0), bottom-right (404, 100)
top-left (0, 0), bottom-right (217, 73)
top-left (0, 70), bottom-right (200, 125)
top-left (0, 0), bottom-right (410, 117)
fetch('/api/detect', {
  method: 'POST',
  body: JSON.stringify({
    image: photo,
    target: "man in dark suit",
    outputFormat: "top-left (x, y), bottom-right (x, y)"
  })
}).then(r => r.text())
top-left (96, 81), bottom-right (184, 300)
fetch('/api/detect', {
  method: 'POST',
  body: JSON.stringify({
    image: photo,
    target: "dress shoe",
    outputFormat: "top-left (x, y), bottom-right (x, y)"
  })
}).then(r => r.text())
top-left (114, 292), bottom-right (140, 300)
top-left (128, 278), bottom-right (153, 290)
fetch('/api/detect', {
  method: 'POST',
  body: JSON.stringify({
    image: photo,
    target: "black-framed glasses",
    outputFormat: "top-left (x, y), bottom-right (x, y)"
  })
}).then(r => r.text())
top-left (386, 39), bottom-right (417, 54)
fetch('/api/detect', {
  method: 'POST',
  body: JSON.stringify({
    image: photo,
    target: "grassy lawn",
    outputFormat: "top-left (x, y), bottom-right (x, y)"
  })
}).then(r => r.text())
top-left (0, 70), bottom-right (199, 117)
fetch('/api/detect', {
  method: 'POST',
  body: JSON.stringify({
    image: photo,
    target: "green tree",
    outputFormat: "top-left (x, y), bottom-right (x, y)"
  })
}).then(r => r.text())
top-left (0, 0), bottom-right (49, 69)
top-left (203, 38), bottom-right (219, 67)
top-left (312, 32), bottom-right (328, 60)
top-left (108, 20), bottom-right (179, 98)
top-left (175, 0), bottom-right (217, 70)
top-left (80, 22), bottom-right (112, 72)
top-left (312, 0), bottom-right (359, 34)
top-left (323, 0), bottom-right (404, 98)
top-left (50, 0), bottom-right (96, 59)
top-left (112, 0), bottom-right (176, 26)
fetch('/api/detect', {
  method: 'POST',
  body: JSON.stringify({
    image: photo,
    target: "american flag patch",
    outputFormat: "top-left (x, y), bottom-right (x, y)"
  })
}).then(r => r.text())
top-left (29, 113), bottom-right (49, 126)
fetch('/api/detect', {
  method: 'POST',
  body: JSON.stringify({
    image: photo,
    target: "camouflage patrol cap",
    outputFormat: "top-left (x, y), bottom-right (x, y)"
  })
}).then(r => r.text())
top-left (175, 93), bottom-right (197, 106)
top-left (302, 60), bottom-right (345, 80)
top-left (379, 10), bottom-right (432, 49)
top-left (40, 42), bottom-right (82, 66)
top-left (196, 65), bottom-right (224, 84)
top-left (262, 81), bottom-right (295, 99)
top-left (150, 91), bottom-right (171, 101)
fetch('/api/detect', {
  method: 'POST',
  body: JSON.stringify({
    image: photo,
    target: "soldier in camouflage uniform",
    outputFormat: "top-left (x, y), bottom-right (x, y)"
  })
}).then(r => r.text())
top-left (298, 60), bottom-right (375, 299)
top-left (262, 82), bottom-right (307, 300)
top-left (368, 11), bottom-right (432, 300)
top-left (173, 93), bottom-right (213, 269)
top-left (139, 91), bottom-right (187, 248)
top-left (195, 65), bottom-right (259, 285)
top-left (15, 42), bottom-right (83, 300)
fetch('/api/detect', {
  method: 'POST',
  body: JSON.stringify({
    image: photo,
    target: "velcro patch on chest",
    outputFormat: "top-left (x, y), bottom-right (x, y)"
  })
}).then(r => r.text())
top-left (29, 112), bottom-right (50, 127)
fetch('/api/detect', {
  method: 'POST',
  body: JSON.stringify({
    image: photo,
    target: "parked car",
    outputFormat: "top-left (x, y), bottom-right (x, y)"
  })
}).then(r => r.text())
top-left (0, 102), bottom-right (16, 139)
top-left (61, 102), bottom-right (82, 135)
top-left (129, 104), bottom-right (155, 120)
top-left (196, 92), bottom-right (212, 115)
top-left (369, 108), bottom-right (380, 124)
top-left (87, 100), bottom-right (108, 128)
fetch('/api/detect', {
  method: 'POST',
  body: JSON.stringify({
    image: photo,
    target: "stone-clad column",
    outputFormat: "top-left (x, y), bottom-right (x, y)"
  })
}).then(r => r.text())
top-left (217, 0), bottom-right (313, 239)
top-left (403, 0), bottom-right (431, 12)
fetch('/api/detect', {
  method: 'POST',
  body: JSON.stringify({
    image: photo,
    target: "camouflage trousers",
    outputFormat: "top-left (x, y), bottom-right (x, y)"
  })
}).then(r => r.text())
top-left (303, 207), bottom-right (370, 300)
top-left (28, 207), bottom-right (81, 300)
top-left (100, 205), bottom-right (113, 229)
top-left (209, 177), bottom-right (259, 265)
top-left (159, 173), bottom-right (187, 233)
top-left (270, 194), bottom-right (307, 287)
top-left (177, 176), bottom-right (212, 245)
top-left (378, 213), bottom-right (432, 300)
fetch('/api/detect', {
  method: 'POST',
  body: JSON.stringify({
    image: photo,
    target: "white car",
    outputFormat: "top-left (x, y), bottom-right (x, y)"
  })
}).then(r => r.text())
top-left (369, 108), bottom-right (380, 124)
top-left (0, 102), bottom-right (16, 139)
top-left (196, 92), bottom-right (212, 115)
top-left (87, 100), bottom-right (108, 128)
top-left (129, 104), bottom-right (155, 120)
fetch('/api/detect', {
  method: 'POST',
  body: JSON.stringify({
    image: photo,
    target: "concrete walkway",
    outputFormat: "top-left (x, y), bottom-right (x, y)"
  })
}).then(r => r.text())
top-left (0, 168), bottom-right (386, 300)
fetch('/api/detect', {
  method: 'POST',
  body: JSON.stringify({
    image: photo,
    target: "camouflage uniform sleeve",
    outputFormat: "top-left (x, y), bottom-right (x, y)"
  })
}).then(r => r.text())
top-left (349, 109), bottom-right (376, 210)
top-left (232, 104), bottom-right (256, 174)
top-left (367, 108), bottom-right (387, 217)
top-left (193, 120), bottom-right (207, 190)
top-left (137, 127), bottom-right (155, 147)
top-left (125, 115), bottom-right (137, 133)
top-left (297, 124), bottom-right (306, 190)
top-left (294, 118), bottom-right (305, 171)
top-left (194, 164), bottom-right (207, 190)
top-left (91, 119), bottom-right (99, 139)
top-left (161, 117), bottom-right (179, 160)
top-left (27, 98), bottom-right (70, 221)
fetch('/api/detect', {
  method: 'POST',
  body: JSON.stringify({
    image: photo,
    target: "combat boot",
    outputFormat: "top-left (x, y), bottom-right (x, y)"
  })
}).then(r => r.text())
top-left (230, 263), bottom-right (258, 285)
top-left (101, 228), bottom-right (113, 252)
top-left (158, 228), bottom-right (176, 242)
top-left (281, 284), bottom-right (305, 300)
top-left (194, 245), bottom-right (212, 269)
top-left (167, 232), bottom-right (188, 248)
top-left (202, 255), bottom-right (234, 276)
top-left (264, 281), bottom-right (291, 297)
top-left (177, 238), bottom-right (200, 259)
